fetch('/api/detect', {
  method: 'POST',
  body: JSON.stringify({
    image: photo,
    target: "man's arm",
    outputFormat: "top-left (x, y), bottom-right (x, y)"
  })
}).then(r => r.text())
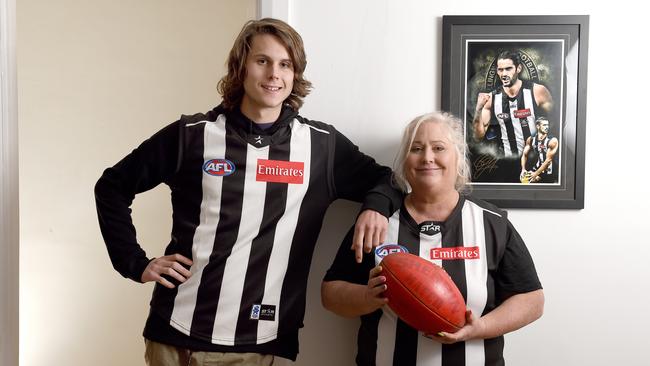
top-left (473, 92), bottom-right (492, 141)
top-left (95, 120), bottom-right (191, 285)
top-left (521, 136), bottom-right (532, 175)
top-left (534, 84), bottom-right (553, 114)
top-left (530, 137), bottom-right (559, 182)
top-left (330, 129), bottom-right (403, 262)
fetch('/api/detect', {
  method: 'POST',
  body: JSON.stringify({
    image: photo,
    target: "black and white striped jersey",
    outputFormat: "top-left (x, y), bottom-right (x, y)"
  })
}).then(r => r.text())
top-left (533, 134), bottom-right (556, 177)
top-left (487, 80), bottom-right (541, 157)
top-left (95, 105), bottom-right (400, 359)
top-left (324, 195), bottom-right (542, 366)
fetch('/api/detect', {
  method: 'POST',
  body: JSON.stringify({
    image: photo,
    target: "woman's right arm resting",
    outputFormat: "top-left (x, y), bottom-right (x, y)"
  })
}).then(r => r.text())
top-left (321, 266), bottom-right (388, 318)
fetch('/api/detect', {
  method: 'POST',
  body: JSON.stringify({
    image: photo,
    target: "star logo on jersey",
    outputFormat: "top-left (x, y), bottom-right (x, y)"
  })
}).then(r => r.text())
top-left (419, 222), bottom-right (441, 236)
top-left (254, 135), bottom-right (263, 145)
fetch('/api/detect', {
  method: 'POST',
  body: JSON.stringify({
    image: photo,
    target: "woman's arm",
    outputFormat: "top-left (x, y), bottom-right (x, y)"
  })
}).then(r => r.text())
top-left (321, 266), bottom-right (389, 318)
top-left (433, 289), bottom-right (544, 343)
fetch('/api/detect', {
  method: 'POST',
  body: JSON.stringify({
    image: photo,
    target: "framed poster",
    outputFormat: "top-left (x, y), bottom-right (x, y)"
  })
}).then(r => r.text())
top-left (442, 15), bottom-right (588, 208)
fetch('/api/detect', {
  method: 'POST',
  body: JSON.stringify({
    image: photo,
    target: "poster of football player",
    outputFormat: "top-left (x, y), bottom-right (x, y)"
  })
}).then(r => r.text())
top-left (442, 16), bottom-right (588, 208)
top-left (465, 42), bottom-right (563, 184)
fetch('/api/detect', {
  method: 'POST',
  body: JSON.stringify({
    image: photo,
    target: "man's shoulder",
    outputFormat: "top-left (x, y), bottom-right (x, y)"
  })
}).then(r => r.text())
top-left (179, 105), bottom-right (225, 126)
top-left (532, 82), bottom-right (549, 90)
top-left (293, 115), bottom-right (335, 135)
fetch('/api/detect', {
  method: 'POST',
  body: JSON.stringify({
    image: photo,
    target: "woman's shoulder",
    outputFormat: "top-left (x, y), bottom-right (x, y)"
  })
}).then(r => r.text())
top-left (462, 194), bottom-right (508, 219)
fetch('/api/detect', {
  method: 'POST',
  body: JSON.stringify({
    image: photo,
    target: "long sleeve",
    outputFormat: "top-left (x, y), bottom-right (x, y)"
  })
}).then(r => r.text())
top-left (331, 129), bottom-right (403, 217)
top-left (94, 120), bottom-right (182, 282)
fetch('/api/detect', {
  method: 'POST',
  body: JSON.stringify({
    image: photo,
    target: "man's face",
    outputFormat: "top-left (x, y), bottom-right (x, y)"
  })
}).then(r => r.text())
top-left (538, 120), bottom-right (550, 134)
top-left (496, 58), bottom-right (521, 88)
top-left (241, 34), bottom-right (294, 120)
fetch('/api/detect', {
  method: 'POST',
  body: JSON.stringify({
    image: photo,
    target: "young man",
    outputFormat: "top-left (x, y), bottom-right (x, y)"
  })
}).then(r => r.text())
top-left (95, 18), bottom-right (401, 365)
top-left (473, 50), bottom-right (553, 158)
top-left (520, 117), bottom-right (559, 183)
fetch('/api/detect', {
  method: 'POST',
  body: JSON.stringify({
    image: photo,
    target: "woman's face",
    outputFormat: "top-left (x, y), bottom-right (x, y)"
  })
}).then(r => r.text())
top-left (405, 122), bottom-right (458, 193)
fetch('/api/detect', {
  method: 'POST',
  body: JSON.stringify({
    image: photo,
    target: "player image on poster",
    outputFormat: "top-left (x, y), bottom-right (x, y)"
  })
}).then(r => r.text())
top-left (464, 41), bottom-right (564, 185)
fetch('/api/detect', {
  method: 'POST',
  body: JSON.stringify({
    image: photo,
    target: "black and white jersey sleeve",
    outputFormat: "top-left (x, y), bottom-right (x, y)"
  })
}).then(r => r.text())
top-left (94, 119), bottom-right (183, 282)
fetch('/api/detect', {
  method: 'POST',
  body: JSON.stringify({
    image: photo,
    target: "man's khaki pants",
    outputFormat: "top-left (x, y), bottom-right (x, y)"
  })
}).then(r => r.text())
top-left (145, 339), bottom-right (275, 366)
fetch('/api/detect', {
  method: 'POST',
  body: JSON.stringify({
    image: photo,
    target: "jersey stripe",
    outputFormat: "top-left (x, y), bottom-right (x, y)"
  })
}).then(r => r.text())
top-left (170, 115), bottom-right (227, 335)
top-left (372, 210), bottom-right (401, 365)
top-left (462, 201), bottom-right (489, 365)
top-left (212, 142), bottom-right (270, 344)
top-left (393, 212), bottom-right (422, 365)
top-left (375, 211), bottom-right (411, 365)
top-left (441, 220), bottom-right (466, 366)
top-left (511, 92), bottom-right (525, 153)
top-left (233, 142), bottom-right (289, 344)
top-left (417, 230), bottom-right (443, 366)
top-left (190, 123), bottom-right (248, 341)
top-left (482, 207), bottom-right (502, 364)
top-left (417, 336), bottom-right (442, 366)
top-left (256, 119), bottom-right (312, 342)
top-left (276, 123), bottom-right (333, 338)
top-left (394, 320), bottom-right (418, 365)
top-left (375, 310), bottom-right (396, 365)
top-left (494, 92), bottom-right (517, 157)
top-left (386, 210), bottom-right (400, 244)
top-left (520, 88), bottom-right (536, 147)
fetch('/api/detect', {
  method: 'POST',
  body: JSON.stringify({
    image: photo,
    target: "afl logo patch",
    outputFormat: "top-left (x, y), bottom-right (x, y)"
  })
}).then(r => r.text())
top-left (203, 159), bottom-right (235, 176)
top-left (375, 244), bottom-right (409, 259)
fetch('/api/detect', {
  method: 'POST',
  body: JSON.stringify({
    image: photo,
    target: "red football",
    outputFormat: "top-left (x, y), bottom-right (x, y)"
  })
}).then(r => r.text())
top-left (380, 252), bottom-right (466, 334)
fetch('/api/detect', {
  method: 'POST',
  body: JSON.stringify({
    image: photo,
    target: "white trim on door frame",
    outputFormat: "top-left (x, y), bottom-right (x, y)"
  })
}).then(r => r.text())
top-left (0, 0), bottom-right (19, 364)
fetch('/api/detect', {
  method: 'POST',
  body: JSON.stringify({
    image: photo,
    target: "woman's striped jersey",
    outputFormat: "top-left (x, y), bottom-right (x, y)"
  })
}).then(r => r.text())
top-left (324, 195), bottom-right (542, 366)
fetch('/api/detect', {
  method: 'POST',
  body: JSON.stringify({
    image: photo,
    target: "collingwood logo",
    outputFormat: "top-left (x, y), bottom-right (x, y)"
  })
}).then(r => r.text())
top-left (256, 159), bottom-right (304, 184)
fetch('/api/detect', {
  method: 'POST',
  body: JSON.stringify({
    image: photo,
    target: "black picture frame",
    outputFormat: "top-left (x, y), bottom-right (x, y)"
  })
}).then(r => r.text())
top-left (442, 15), bottom-right (588, 209)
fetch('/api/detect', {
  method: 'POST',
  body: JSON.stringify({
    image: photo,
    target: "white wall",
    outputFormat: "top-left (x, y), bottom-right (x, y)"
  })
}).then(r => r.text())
top-left (17, 1), bottom-right (255, 365)
top-left (290, 1), bottom-right (650, 365)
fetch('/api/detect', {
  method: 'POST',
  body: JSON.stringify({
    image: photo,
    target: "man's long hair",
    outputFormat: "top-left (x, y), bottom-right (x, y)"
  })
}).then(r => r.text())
top-left (217, 18), bottom-right (312, 111)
